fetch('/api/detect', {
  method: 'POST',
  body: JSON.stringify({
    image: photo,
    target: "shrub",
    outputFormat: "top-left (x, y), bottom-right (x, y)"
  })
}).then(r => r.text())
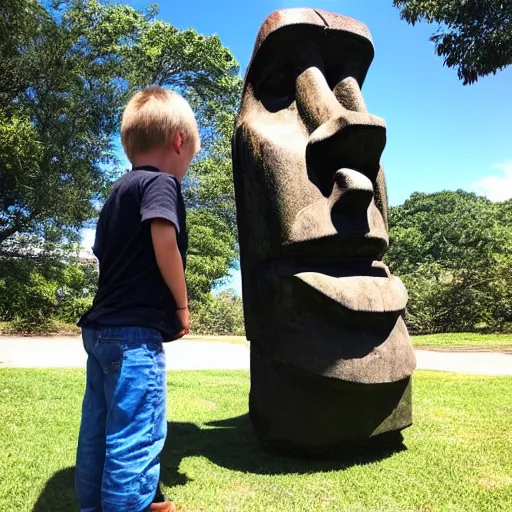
top-left (190, 290), bottom-right (245, 336)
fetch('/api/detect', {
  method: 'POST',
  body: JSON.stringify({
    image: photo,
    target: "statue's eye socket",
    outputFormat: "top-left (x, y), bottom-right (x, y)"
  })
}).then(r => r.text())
top-left (257, 65), bottom-right (295, 100)
top-left (327, 60), bottom-right (363, 90)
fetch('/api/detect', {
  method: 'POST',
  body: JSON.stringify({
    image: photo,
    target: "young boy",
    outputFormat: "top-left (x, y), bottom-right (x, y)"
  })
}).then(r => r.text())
top-left (75, 86), bottom-right (200, 512)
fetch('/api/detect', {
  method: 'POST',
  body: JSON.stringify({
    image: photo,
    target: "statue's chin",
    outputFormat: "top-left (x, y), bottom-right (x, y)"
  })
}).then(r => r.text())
top-left (243, 261), bottom-right (416, 384)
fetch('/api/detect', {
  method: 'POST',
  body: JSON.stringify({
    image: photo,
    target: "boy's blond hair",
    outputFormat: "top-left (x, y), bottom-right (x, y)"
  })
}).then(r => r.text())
top-left (121, 86), bottom-right (200, 162)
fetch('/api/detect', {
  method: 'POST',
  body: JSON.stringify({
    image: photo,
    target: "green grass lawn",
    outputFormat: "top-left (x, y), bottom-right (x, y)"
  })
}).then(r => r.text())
top-left (1, 370), bottom-right (511, 511)
top-left (411, 333), bottom-right (512, 351)
top-left (186, 333), bottom-right (512, 351)
top-left (187, 333), bottom-right (512, 350)
top-left (0, 321), bottom-right (81, 337)
top-left (184, 334), bottom-right (248, 345)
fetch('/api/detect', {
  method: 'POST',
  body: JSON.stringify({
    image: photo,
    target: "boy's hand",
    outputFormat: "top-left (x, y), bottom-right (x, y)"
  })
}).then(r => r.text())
top-left (174, 307), bottom-right (190, 339)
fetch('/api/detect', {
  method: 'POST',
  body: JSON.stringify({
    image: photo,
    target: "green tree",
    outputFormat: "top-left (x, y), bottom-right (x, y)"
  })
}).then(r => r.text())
top-left (393, 0), bottom-right (512, 84)
top-left (0, 255), bottom-right (98, 331)
top-left (184, 108), bottom-right (239, 304)
top-left (0, 0), bottom-right (49, 107)
top-left (191, 290), bottom-right (245, 336)
top-left (386, 190), bottom-right (512, 333)
top-left (0, 0), bottom-right (241, 326)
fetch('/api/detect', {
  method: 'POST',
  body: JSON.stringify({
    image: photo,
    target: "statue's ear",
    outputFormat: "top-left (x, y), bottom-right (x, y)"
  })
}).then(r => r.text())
top-left (374, 165), bottom-right (389, 229)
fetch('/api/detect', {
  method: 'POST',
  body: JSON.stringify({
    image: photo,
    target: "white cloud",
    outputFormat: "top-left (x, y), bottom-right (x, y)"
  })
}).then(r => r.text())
top-left (472, 162), bottom-right (512, 202)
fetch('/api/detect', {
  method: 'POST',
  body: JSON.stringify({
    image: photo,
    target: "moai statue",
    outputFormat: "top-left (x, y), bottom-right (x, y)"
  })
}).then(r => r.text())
top-left (232, 8), bottom-right (416, 456)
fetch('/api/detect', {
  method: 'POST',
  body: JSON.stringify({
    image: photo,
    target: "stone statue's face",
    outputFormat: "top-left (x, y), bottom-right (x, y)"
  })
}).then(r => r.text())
top-left (235, 14), bottom-right (389, 266)
top-left (233, 10), bottom-right (414, 383)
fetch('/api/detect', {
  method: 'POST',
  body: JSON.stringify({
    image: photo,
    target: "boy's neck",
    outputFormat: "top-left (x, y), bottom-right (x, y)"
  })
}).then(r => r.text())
top-left (131, 150), bottom-right (178, 176)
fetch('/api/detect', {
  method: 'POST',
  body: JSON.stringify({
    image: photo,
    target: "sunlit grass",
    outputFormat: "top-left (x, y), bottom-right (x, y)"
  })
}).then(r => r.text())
top-left (1, 369), bottom-right (511, 511)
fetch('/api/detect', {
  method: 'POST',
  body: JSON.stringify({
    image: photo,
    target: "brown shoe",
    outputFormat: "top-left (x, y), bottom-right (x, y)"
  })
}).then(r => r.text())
top-left (149, 500), bottom-right (177, 512)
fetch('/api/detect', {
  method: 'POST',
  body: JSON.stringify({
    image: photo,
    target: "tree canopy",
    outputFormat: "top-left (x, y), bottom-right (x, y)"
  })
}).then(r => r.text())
top-left (0, 0), bottom-right (242, 327)
top-left (385, 190), bottom-right (512, 333)
top-left (393, 0), bottom-right (512, 84)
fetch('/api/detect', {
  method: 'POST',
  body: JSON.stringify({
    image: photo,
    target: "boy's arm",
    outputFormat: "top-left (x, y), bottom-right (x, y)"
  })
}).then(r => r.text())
top-left (151, 218), bottom-right (190, 338)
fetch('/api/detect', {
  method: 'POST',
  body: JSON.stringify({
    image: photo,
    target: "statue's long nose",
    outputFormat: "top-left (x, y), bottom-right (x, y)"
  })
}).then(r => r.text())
top-left (296, 67), bottom-right (387, 196)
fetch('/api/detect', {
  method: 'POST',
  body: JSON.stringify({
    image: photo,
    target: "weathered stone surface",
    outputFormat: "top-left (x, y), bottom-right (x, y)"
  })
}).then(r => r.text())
top-left (232, 8), bottom-right (416, 456)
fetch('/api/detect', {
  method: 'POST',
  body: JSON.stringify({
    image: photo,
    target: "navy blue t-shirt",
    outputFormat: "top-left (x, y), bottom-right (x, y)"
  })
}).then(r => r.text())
top-left (78, 166), bottom-right (188, 341)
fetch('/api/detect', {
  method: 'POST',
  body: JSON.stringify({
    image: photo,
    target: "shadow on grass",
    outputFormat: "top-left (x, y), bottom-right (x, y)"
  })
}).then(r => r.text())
top-left (31, 467), bottom-right (167, 512)
top-left (160, 413), bottom-right (406, 490)
top-left (32, 414), bottom-right (404, 510)
top-left (32, 466), bottom-right (77, 512)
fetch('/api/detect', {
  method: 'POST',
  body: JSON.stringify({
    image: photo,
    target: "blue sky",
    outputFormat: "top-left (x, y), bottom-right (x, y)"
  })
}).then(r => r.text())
top-left (82, 0), bottom-right (512, 294)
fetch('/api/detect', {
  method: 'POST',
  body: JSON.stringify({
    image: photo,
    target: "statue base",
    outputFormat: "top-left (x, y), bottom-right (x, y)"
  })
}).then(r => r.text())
top-left (249, 347), bottom-right (412, 458)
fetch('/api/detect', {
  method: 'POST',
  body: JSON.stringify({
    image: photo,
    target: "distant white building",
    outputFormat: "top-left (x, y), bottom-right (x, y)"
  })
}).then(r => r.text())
top-left (78, 246), bottom-right (97, 266)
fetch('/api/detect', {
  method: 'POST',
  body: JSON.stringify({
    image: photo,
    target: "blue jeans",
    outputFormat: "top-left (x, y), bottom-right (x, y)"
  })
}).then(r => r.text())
top-left (75, 327), bottom-right (167, 512)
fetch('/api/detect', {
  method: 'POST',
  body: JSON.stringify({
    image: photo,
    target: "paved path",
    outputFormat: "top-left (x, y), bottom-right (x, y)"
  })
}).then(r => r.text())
top-left (0, 337), bottom-right (249, 370)
top-left (1, 336), bottom-right (512, 375)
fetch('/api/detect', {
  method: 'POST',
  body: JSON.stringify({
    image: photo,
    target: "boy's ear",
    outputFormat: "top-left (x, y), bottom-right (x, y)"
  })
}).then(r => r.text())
top-left (172, 133), bottom-right (183, 154)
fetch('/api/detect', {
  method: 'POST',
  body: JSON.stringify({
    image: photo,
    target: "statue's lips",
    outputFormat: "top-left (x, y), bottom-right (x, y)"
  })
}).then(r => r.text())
top-left (293, 272), bottom-right (408, 313)
top-left (283, 234), bottom-right (388, 261)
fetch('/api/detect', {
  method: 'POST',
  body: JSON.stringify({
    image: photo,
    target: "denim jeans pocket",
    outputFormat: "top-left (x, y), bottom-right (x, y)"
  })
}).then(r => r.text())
top-left (97, 342), bottom-right (124, 375)
top-left (94, 327), bottom-right (164, 375)
top-left (144, 339), bottom-right (164, 355)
